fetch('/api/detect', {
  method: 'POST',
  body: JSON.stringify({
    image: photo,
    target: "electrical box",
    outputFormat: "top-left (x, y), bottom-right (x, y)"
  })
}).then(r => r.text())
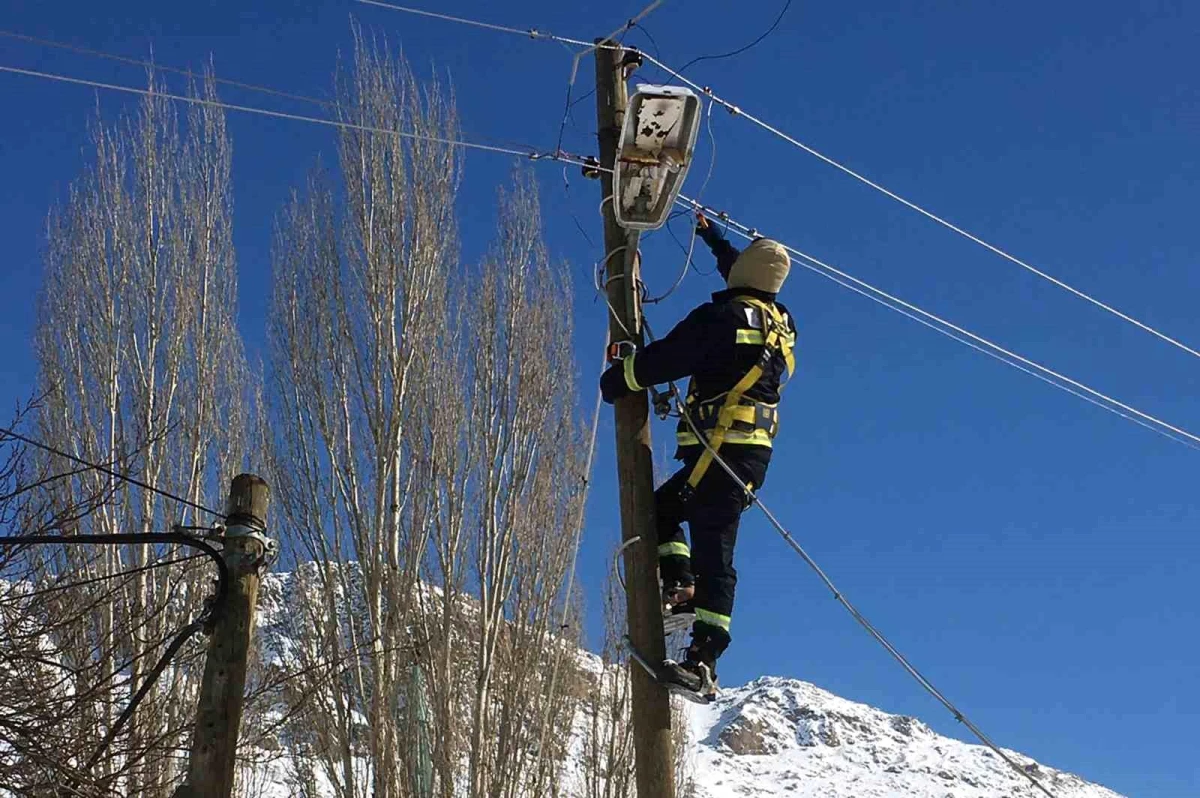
top-left (612, 84), bottom-right (702, 231)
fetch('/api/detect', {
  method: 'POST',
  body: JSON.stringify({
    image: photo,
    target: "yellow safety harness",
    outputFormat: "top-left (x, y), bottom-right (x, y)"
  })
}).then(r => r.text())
top-left (677, 296), bottom-right (796, 496)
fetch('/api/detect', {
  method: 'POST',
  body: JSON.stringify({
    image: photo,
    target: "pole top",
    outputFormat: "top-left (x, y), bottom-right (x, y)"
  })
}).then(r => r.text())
top-left (225, 473), bottom-right (269, 531)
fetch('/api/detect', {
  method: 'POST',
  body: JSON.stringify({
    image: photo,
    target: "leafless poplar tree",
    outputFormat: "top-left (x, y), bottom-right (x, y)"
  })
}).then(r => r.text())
top-left (265, 25), bottom-right (462, 798)
top-left (9, 69), bottom-right (253, 796)
top-left (266, 25), bottom-right (591, 797)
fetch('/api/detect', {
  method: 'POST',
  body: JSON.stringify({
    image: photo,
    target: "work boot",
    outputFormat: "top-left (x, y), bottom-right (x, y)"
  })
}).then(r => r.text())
top-left (660, 643), bottom-right (718, 701)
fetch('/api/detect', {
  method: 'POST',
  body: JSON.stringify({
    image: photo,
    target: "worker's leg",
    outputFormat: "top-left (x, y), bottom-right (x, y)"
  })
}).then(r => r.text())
top-left (685, 449), bottom-right (770, 671)
top-left (655, 465), bottom-right (695, 599)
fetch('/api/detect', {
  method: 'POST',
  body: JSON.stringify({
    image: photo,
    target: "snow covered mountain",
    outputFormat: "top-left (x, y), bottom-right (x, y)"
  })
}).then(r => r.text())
top-left (679, 676), bottom-right (1124, 798)
top-left (246, 567), bottom-right (1125, 798)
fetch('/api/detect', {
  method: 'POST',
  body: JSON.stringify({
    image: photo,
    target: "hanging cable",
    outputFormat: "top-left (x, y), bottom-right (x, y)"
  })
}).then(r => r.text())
top-left (646, 99), bottom-right (719, 303)
top-left (0, 552), bottom-right (205, 606)
top-left (673, 0), bottom-right (793, 79)
top-left (0, 530), bottom-right (228, 773)
top-left (0, 427), bottom-right (224, 518)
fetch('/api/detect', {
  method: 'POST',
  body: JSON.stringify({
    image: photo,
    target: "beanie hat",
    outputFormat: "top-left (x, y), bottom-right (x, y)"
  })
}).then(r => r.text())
top-left (727, 239), bottom-right (790, 294)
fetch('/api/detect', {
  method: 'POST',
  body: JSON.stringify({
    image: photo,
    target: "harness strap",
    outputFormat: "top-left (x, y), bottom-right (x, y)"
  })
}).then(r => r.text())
top-left (682, 297), bottom-right (794, 493)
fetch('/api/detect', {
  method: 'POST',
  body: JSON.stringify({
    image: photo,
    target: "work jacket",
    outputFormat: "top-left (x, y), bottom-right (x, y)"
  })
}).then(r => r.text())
top-left (600, 227), bottom-right (797, 461)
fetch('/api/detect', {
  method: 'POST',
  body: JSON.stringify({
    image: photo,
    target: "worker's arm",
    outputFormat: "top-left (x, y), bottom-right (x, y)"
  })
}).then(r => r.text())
top-left (696, 214), bottom-right (741, 281)
top-left (600, 305), bottom-right (716, 403)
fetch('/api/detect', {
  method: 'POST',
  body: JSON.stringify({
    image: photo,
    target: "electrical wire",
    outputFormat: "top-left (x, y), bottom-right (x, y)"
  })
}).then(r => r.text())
top-left (0, 531), bottom-right (228, 773)
top-left (673, 0), bottom-right (793, 78)
top-left (661, 375), bottom-right (1058, 797)
top-left (0, 29), bottom-right (335, 108)
top-left (622, 313), bottom-right (1059, 796)
top-left (532, 324), bottom-right (610, 776)
top-left (633, 64), bottom-right (1200, 363)
top-left (0, 427), bottom-right (224, 519)
top-left (10, 57), bottom-right (1193, 451)
top-left (366, 2), bottom-right (1200, 363)
top-left (646, 99), bottom-right (720, 303)
top-left (0, 552), bottom-right (204, 605)
top-left (673, 195), bottom-right (1200, 451)
top-left (0, 65), bottom-right (597, 170)
top-left (355, 0), bottom-right (593, 47)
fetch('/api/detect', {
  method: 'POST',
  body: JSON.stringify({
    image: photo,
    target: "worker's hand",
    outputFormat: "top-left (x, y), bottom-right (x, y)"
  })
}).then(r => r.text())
top-left (600, 364), bottom-right (630, 404)
top-left (695, 211), bottom-right (710, 230)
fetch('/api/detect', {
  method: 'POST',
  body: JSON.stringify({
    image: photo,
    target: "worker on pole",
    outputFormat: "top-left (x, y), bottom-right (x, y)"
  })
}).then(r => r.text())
top-left (601, 213), bottom-right (796, 700)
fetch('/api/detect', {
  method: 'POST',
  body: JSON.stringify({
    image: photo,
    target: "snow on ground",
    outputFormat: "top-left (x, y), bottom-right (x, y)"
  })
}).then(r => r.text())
top-left (682, 676), bottom-right (1125, 798)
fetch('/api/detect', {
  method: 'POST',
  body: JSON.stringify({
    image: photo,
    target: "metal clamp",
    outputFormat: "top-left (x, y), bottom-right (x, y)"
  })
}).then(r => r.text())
top-left (224, 523), bottom-right (278, 573)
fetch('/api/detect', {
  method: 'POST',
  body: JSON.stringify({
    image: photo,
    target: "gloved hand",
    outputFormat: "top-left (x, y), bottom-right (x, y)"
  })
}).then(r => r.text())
top-left (695, 211), bottom-right (726, 248)
top-left (600, 364), bottom-right (630, 404)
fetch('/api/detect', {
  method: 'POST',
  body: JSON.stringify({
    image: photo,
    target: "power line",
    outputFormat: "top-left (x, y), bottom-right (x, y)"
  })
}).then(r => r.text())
top-left (0, 531), bottom-right (228, 774)
top-left (636, 68), bottom-right (1200, 362)
top-left (370, 3), bottom-right (1200, 363)
top-left (673, 0), bottom-right (793, 78)
top-left (0, 552), bottom-right (205, 605)
top-left (650, 368), bottom-right (1058, 797)
top-left (8, 54), bottom-right (1195, 452)
top-left (533, 323), bottom-right (609, 771)
top-left (0, 64), bottom-right (595, 169)
top-left (0, 29), bottom-right (335, 108)
top-left (673, 195), bottom-right (1200, 452)
top-left (354, 0), bottom-right (594, 48)
top-left (625, 312), bottom-right (1059, 794)
top-left (0, 426), bottom-right (225, 518)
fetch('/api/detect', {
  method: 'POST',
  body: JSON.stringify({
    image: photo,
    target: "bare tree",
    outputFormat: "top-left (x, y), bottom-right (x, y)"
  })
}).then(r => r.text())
top-left (10, 68), bottom-right (253, 796)
top-left (265, 25), bottom-right (462, 798)
top-left (266, 26), bottom-right (592, 797)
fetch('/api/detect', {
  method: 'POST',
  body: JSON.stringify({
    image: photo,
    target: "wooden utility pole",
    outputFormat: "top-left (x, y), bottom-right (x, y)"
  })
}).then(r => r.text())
top-left (594, 39), bottom-right (677, 798)
top-left (173, 474), bottom-right (271, 798)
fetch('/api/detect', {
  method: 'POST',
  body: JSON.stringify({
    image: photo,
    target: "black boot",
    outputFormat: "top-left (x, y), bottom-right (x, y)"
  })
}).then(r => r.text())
top-left (660, 640), bottom-right (719, 701)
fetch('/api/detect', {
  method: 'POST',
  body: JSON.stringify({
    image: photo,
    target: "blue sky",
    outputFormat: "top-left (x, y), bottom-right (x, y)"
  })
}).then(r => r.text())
top-left (2, 2), bottom-right (1198, 795)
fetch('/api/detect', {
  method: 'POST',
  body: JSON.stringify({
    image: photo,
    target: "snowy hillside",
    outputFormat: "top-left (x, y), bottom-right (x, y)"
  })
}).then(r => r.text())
top-left (243, 568), bottom-right (1125, 798)
top-left (680, 676), bottom-right (1125, 798)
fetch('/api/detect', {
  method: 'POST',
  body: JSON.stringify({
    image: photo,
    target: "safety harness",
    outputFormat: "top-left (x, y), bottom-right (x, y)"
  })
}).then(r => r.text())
top-left (676, 295), bottom-right (795, 498)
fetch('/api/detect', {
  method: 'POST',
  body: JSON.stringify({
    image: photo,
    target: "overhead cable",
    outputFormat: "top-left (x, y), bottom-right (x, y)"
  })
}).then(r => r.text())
top-left (651, 366), bottom-right (1058, 798)
top-left (7, 57), bottom-right (1194, 452)
top-left (0, 531), bottom-right (228, 773)
top-left (0, 29), bottom-right (335, 108)
top-left (673, 196), bottom-right (1200, 452)
top-left (673, 0), bottom-right (793, 78)
top-left (354, 0), bottom-right (594, 48)
top-left (368, 2), bottom-right (1200, 362)
top-left (0, 64), bottom-right (596, 169)
top-left (1, 426), bottom-right (225, 518)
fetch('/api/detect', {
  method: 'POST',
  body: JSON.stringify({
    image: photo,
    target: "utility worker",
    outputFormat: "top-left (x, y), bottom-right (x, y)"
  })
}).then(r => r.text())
top-left (600, 212), bottom-right (795, 699)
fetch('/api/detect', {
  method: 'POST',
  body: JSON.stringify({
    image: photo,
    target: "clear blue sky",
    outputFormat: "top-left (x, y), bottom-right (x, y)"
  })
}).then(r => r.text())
top-left (2, 2), bottom-right (1197, 796)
